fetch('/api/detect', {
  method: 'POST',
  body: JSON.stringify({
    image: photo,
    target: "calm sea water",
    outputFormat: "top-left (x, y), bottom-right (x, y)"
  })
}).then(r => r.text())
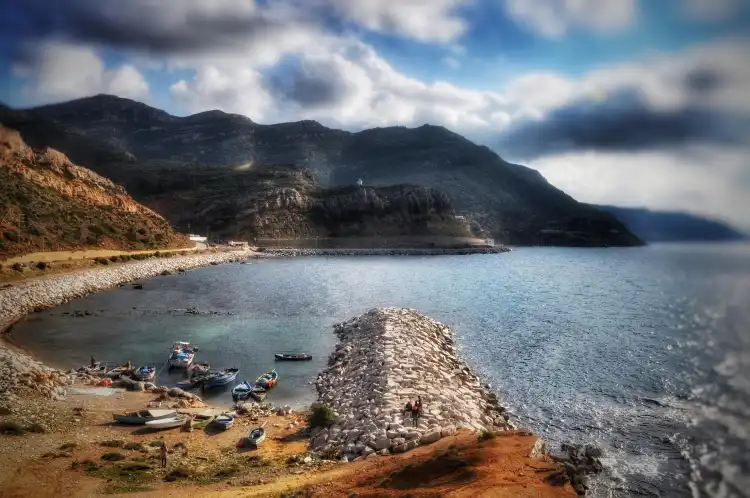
top-left (11, 244), bottom-right (750, 497)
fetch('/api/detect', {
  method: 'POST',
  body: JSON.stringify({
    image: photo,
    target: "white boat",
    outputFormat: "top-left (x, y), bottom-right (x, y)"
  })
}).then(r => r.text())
top-left (113, 409), bottom-right (176, 425)
top-left (248, 427), bottom-right (265, 446)
top-left (145, 414), bottom-right (190, 430)
top-left (169, 341), bottom-right (197, 368)
top-left (214, 414), bottom-right (235, 430)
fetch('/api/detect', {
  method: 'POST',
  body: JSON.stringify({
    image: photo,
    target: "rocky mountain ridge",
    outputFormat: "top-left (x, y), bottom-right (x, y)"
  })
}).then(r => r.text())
top-left (2, 95), bottom-right (643, 246)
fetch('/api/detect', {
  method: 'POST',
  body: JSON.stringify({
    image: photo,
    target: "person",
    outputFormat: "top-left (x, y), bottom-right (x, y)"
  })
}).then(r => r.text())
top-left (160, 442), bottom-right (168, 468)
top-left (90, 355), bottom-right (96, 368)
top-left (404, 399), bottom-right (413, 416)
top-left (411, 397), bottom-right (421, 427)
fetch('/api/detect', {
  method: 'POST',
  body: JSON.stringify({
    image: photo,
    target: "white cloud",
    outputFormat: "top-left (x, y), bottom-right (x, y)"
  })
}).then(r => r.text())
top-left (681, 0), bottom-right (745, 22)
top-left (442, 56), bottom-right (461, 69)
top-left (324, 0), bottom-right (471, 43)
top-left (12, 42), bottom-right (150, 102)
top-left (503, 0), bottom-right (637, 38)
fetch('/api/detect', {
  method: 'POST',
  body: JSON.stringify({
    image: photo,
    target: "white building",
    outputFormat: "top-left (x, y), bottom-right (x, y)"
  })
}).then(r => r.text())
top-left (188, 234), bottom-right (207, 243)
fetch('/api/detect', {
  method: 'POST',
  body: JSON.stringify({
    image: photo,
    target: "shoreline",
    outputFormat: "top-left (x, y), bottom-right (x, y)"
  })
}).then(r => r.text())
top-left (261, 246), bottom-right (509, 257)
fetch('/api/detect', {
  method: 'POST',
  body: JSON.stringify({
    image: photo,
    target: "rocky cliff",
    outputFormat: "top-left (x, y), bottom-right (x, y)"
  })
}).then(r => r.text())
top-left (2, 95), bottom-right (642, 247)
top-left (0, 126), bottom-right (190, 259)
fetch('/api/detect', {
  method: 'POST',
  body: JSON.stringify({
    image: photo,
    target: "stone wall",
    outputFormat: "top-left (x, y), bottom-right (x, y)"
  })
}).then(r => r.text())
top-left (310, 308), bottom-right (514, 461)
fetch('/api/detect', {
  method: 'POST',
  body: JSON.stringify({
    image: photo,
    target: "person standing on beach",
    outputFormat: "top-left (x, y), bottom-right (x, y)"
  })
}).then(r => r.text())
top-left (160, 442), bottom-right (168, 468)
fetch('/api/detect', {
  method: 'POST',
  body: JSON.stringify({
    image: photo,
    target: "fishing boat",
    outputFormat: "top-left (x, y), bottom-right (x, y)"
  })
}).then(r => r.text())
top-left (255, 370), bottom-right (278, 389)
top-left (188, 362), bottom-right (210, 375)
top-left (189, 411), bottom-right (216, 430)
top-left (274, 352), bottom-right (312, 361)
top-left (174, 379), bottom-right (196, 389)
top-left (247, 427), bottom-right (265, 446)
top-left (146, 414), bottom-right (190, 430)
top-left (203, 368), bottom-right (239, 389)
top-left (214, 413), bottom-right (234, 430)
top-left (113, 409), bottom-right (176, 425)
top-left (132, 365), bottom-right (155, 381)
top-left (249, 384), bottom-right (267, 402)
top-left (168, 341), bottom-right (197, 368)
top-left (231, 381), bottom-right (254, 401)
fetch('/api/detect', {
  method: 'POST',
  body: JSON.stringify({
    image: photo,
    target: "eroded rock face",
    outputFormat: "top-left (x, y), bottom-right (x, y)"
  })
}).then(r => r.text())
top-left (311, 308), bottom-right (514, 458)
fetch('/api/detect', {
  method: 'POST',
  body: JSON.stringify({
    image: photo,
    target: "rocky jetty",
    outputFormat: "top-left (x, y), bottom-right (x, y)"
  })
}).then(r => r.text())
top-left (310, 308), bottom-right (514, 460)
top-left (263, 247), bottom-right (508, 257)
top-left (0, 250), bottom-right (251, 400)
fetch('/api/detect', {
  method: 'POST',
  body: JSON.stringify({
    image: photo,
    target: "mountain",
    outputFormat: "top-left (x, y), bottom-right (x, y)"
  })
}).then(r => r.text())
top-left (2, 95), bottom-right (643, 247)
top-left (0, 126), bottom-right (191, 259)
top-left (595, 205), bottom-right (747, 243)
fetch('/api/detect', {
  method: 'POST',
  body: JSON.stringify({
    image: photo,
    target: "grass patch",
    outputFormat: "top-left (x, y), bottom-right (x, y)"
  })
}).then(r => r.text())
top-left (72, 459), bottom-right (99, 472)
top-left (102, 452), bottom-right (125, 461)
top-left (42, 451), bottom-right (71, 458)
top-left (164, 466), bottom-right (192, 482)
top-left (477, 430), bottom-right (495, 442)
top-left (247, 455), bottom-right (270, 467)
top-left (0, 407), bottom-right (12, 416)
top-left (214, 464), bottom-right (240, 478)
top-left (93, 462), bottom-right (155, 494)
top-left (0, 421), bottom-right (24, 435)
top-left (25, 422), bottom-right (48, 433)
top-left (100, 439), bottom-right (124, 448)
top-left (60, 442), bottom-right (78, 450)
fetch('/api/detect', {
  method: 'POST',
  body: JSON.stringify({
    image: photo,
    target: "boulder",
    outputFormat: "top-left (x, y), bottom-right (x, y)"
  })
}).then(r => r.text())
top-left (420, 430), bottom-right (441, 445)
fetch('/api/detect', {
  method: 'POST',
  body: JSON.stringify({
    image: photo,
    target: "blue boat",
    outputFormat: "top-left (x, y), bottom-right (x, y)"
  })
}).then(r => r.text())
top-left (203, 368), bottom-right (239, 389)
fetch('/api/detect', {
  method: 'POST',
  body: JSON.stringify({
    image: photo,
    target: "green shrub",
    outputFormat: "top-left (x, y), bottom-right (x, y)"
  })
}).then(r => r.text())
top-left (108, 256), bottom-right (119, 263)
top-left (2, 231), bottom-right (18, 242)
top-left (164, 467), bottom-right (191, 482)
top-left (59, 442), bottom-right (78, 450)
top-left (154, 251), bottom-right (161, 257)
top-left (25, 422), bottom-right (48, 433)
top-left (101, 452), bottom-right (124, 461)
top-left (99, 439), bottom-right (124, 448)
top-left (36, 261), bottom-right (48, 270)
top-left (0, 421), bottom-right (25, 435)
top-left (11, 263), bottom-right (23, 272)
top-left (94, 257), bottom-right (109, 265)
top-left (477, 430), bottom-right (495, 442)
top-left (308, 403), bottom-right (337, 428)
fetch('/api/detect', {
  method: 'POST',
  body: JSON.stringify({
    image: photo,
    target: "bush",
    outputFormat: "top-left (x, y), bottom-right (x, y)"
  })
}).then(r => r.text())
top-left (11, 263), bottom-right (23, 272)
top-left (108, 256), bottom-right (119, 263)
top-left (36, 261), bottom-right (48, 270)
top-left (477, 430), bottom-right (495, 442)
top-left (94, 257), bottom-right (109, 265)
top-left (308, 403), bottom-right (337, 428)
top-left (154, 251), bottom-right (161, 257)
top-left (120, 254), bottom-right (131, 261)
top-left (100, 440), bottom-right (124, 448)
top-left (0, 421), bottom-right (25, 435)
top-left (101, 452), bottom-right (125, 461)
top-left (25, 422), bottom-right (47, 433)
top-left (165, 467), bottom-right (191, 482)
top-left (59, 442), bottom-right (78, 450)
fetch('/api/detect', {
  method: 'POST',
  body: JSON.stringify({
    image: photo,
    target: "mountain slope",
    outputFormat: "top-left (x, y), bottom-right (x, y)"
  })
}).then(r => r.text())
top-left (595, 205), bottom-right (747, 242)
top-left (6, 95), bottom-right (642, 246)
top-left (0, 126), bottom-right (191, 259)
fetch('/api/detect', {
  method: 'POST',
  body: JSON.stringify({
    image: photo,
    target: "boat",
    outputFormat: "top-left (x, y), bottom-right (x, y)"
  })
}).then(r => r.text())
top-left (132, 365), bottom-right (155, 381)
top-left (249, 384), bottom-right (267, 402)
top-left (247, 427), bottom-right (265, 446)
top-left (168, 341), bottom-right (197, 368)
top-left (213, 413), bottom-right (235, 430)
top-left (231, 381), bottom-right (254, 401)
top-left (274, 352), bottom-right (312, 361)
top-left (203, 368), bottom-right (239, 389)
top-left (174, 379), bottom-right (195, 389)
top-left (255, 370), bottom-right (278, 389)
top-left (189, 411), bottom-right (216, 430)
top-left (113, 409), bottom-right (176, 425)
top-left (188, 362), bottom-right (210, 374)
top-left (145, 414), bottom-right (190, 430)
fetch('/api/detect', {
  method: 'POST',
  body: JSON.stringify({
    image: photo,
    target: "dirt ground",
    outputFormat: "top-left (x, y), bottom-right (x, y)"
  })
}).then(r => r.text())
top-left (0, 388), bottom-right (574, 498)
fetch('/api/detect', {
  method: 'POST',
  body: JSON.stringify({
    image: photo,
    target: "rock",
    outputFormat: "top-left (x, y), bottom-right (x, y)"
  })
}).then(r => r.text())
top-left (420, 430), bottom-right (441, 445)
top-left (303, 456), bottom-right (312, 464)
top-left (340, 456), bottom-right (349, 463)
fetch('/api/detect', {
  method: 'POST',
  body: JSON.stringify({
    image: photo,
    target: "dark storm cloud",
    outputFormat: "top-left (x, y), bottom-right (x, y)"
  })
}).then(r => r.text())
top-left (267, 57), bottom-right (353, 108)
top-left (0, 0), bottom-right (286, 54)
top-left (497, 87), bottom-right (749, 160)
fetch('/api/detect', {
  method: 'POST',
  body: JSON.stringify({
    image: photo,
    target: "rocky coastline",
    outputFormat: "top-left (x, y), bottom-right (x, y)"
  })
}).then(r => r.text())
top-left (261, 246), bottom-right (509, 257)
top-left (309, 308), bottom-right (515, 461)
top-left (0, 250), bottom-right (253, 400)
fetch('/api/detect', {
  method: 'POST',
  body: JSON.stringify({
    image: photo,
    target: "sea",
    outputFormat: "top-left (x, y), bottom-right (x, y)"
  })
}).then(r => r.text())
top-left (10, 243), bottom-right (750, 497)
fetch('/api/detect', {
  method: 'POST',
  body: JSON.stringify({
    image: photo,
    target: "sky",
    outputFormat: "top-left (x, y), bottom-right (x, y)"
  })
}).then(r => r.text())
top-left (0, 0), bottom-right (749, 230)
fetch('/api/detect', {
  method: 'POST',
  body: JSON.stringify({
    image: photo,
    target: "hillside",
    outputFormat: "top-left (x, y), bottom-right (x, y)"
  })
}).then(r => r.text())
top-left (0, 126), bottom-right (191, 259)
top-left (595, 205), bottom-right (747, 243)
top-left (2, 95), bottom-right (642, 247)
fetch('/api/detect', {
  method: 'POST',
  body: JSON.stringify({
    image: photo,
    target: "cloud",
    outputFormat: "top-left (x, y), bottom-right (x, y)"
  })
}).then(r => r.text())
top-left (681, 0), bottom-right (747, 22)
top-left (321, 0), bottom-right (471, 43)
top-left (442, 56), bottom-right (461, 69)
top-left (503, 0), bottom-right (637, 38)
top-left (11, 42), bottom-right (149, 102)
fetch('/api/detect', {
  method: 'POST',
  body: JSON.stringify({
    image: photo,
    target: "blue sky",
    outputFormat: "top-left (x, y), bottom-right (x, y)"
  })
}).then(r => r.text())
top-left (0, 0), bottom-right (748, 228)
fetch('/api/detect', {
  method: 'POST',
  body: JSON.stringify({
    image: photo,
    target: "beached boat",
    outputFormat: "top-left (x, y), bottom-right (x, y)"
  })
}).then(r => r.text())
top-left (132, 365), bottom-right (155, 381)
top-left (247, 427), bottom-right (265, 446)
top-left (146, 414), bottom-right (190, 430)
top-left (174, 379), bottom-right (196, 389)
top-left (231, 381), bottom-right (254, 401)
top-left (188, 362), bottom-right (210, 375)
top-left (274, 352), bottom-right (312, 361)
top-left (203, 368), bottom-right (239, 389)
top-left (255, 370), bottom-right (278, 389)
top-left (213, 414), bottom-right (234, 430)
top-left (249, 384), bottom-right (267, 402)
top-left (113, 409), bottom-right (176, 425)
top-left (189, 411), bottom-right (216, 430)
top-left (168, 341), bottom-right (197, 368)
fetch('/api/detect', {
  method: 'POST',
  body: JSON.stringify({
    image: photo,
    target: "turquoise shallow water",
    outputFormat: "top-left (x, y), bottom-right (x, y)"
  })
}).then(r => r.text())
top-left (12, 244), bottom-right (750, 497)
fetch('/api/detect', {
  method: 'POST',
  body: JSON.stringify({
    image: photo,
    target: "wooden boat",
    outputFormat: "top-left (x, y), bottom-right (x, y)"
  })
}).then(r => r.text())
top-left (133, 365), bottom-right (155, 381)
top-left (231, 381), bottom-right (253, 401)
top-left (213, 414), bottom-right (234, 430)
top-left (203, 368), bottom-right (239, 389)
top-left (188, 362), bottom-right (210, 375)
top-left (169, 341), bottom-right (197, 368)
top-left (146, 414), bottom-right (190, 430)
top-left (174, 379), bottom-right (195, 389)
top-left (249, 385), bottom-right (267, 402)
top-left (274, 352), bottom-right (312, 361)
top-left (189, 411), bottom-right (216, 430)
top-left (247, 427), bottom-right (265, 446)
top-left (255, 370), bottom-right (278, 389)
top-left (113, 409), bottom-right (176, 425)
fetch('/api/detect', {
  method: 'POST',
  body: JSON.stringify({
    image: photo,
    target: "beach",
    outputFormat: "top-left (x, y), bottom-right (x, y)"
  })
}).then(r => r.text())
top-left (0, 251), bottom-right (579, 497)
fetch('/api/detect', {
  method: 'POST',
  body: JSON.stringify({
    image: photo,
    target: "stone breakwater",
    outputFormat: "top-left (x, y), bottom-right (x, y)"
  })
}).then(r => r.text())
top-left (263, 247), bottom-right (508, 257)
top-left (310, 308), bottom-right (514, 461)
top-left (0, 250), bottom-right (252, 399)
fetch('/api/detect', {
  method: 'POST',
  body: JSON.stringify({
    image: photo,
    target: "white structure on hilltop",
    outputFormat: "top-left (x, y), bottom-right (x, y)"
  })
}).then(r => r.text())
top-left (356, 178), bottom-right (363, 187)
top-left (188, 234), bottom-right (207, 243)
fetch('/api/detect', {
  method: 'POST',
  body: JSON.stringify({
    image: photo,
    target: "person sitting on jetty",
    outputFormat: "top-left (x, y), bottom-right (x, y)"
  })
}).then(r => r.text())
top-left (404, 399), bottom-right (413, 416)
top-left (160, 442), bottom-right (168, 468)
top-left (412, 397), bottom-right (423, 427)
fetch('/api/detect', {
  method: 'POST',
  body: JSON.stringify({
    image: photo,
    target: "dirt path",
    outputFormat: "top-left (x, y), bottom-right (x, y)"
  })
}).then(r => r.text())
top-left (2, 243), bottom-right (202, 265)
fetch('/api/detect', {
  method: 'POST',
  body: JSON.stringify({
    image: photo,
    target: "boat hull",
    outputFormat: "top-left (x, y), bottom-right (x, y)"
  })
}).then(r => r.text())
top-left (274, 353), bottom-right (312, 361)
top-left (146, 416), bottom-right (189, 430)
